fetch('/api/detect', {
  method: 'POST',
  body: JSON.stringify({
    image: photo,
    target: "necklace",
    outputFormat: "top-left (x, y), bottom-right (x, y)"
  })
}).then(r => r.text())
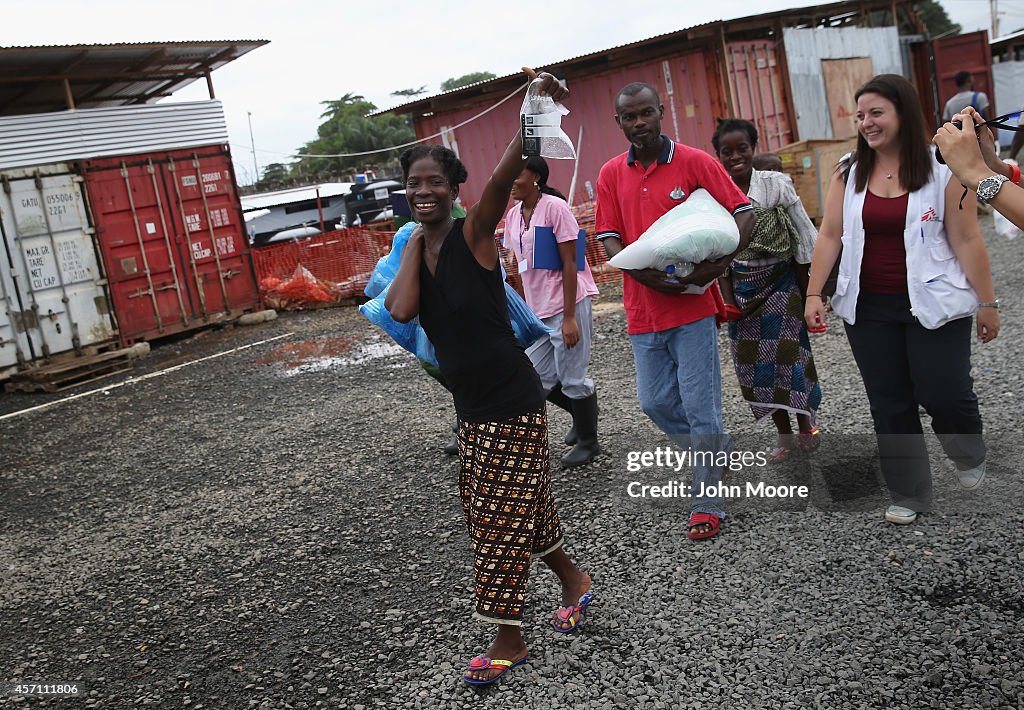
top-left (885, 173), bottom-right (893, 180)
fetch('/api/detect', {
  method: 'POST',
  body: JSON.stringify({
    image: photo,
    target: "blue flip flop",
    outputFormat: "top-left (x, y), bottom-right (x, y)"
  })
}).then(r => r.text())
top-left (462, 654), bottom-right (528, 686)
top-left (550, 591), bottom-right (594, 634)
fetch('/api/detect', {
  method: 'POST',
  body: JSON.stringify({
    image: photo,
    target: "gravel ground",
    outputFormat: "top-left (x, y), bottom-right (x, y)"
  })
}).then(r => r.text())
top-left (1, 215), bottom-right (1022, 709)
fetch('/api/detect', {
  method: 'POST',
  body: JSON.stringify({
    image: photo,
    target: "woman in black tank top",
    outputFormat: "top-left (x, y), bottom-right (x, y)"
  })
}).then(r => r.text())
top-left (385, 70), bottom-right (594, 687)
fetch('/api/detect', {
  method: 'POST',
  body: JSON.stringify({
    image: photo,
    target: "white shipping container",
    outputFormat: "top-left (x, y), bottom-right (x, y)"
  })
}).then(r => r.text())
top-left (0, 164), bottom-right (115, 373)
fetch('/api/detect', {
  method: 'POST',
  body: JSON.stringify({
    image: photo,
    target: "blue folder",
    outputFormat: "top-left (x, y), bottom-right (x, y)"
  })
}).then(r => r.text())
top-left (532, 227), bottom-right (587, 271)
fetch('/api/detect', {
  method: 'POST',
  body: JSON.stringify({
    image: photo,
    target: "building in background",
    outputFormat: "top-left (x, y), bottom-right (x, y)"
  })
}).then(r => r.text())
top-left (378, 0), bottom-right (944, 206)
top-left (0, 42), bottom-right (266, 388)
top-left (242, 183), bottom-right (354, 245)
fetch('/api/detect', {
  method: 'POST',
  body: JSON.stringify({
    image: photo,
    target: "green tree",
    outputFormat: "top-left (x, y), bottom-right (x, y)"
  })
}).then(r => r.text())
top-left (916, 1), bottom-right (961, 37)
top-left (260, 162), bottom-right (289, 182)
top-left (291, 93), bottom-right (415, 179)
top-left (254, 162), bottom-right (291, 191)
top-left (440, 71), bottom-right (497, 92)
top-left (391, 86), bottom-right (427, 98)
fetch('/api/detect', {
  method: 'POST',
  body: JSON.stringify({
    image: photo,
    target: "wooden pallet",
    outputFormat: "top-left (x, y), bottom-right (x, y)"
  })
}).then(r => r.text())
top-left (4, 348), bottom-right (136, 394)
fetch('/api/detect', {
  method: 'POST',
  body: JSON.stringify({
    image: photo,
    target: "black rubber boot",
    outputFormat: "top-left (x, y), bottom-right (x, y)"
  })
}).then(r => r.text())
top-left (561, 392), bottom-right (600, 468)
top-left (545, 384), bottom-right (577, 446)
top-left (444, 418), bottom-right (459, 456)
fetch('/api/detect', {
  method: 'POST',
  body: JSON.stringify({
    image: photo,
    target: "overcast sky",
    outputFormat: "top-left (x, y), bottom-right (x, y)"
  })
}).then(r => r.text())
top-left (2, 0), bottom-right (1009, 185)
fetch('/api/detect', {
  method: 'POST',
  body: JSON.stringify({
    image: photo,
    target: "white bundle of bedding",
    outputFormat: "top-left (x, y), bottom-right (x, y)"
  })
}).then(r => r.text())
top-left (608, 189), bottom-right (739, 271)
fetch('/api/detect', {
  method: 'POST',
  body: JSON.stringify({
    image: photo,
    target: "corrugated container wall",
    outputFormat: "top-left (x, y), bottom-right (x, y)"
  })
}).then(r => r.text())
top-left (725, 40), bottom-right (794, 151)
top-left (81, 145), bottom-right (260, 346)
top-left (784, 27), bottom-right (903, 141)
top-left (413, 49), bottom-right (728, 206)
top-left (0, 164), bottom-right (115, 374)
top-left (933, 31), bottom-right (995, 118)
top-left (0, 101), bottom-right (229, 171)
top-left (911, 31), bottom-right (993, 133)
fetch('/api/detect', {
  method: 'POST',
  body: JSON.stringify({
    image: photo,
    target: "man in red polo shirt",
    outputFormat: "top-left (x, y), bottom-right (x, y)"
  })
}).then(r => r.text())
top-left (596, 82), bottom-right (755, 540)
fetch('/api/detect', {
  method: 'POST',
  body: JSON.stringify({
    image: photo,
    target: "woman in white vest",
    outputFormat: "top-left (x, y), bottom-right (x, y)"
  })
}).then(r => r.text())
top-left (804, 74), bottom-right (1000, 525)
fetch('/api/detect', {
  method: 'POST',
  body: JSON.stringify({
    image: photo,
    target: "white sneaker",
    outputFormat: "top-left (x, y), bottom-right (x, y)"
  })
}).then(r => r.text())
top-left (957, 462), bottom-right (986, 490)
top-left (885, 505), bottom-right (918, 525)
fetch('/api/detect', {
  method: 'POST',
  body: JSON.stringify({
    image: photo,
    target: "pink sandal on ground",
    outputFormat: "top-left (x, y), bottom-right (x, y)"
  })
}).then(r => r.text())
top-left (463, 655), bottom-right (528, 686)
top-left (797, 425), bottom-right (821, 453)
top-left (768, 445), bottom-right (792, 464)
top-left (550, 592), bottom-right (594, 634)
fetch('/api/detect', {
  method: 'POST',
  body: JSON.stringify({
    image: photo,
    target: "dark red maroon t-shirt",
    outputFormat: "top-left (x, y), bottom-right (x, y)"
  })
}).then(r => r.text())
top-left (860, 190), bottom-right (910, 294)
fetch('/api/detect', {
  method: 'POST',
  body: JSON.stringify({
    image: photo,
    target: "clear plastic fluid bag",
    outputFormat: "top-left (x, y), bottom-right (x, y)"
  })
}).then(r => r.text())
top-left (521, 78), bottom-right (575, 160)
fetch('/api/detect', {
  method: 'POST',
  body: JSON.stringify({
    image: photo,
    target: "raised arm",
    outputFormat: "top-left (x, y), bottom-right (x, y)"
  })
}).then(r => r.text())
top-left (465, 69), bottom-right (569, 266)
top-left (934, 110), bottom-right (1024, 233)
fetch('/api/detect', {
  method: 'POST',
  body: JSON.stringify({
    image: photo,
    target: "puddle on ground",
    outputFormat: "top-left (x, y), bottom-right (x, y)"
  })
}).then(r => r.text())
top-left (257, 335), bottom-right (408, 375)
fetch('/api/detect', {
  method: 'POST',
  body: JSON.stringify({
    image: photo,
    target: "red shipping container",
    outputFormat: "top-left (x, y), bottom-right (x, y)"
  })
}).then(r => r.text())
top-left (81, 145), bottom-right (260, 346)
top-left (912, 30), bottom-right (993, 133)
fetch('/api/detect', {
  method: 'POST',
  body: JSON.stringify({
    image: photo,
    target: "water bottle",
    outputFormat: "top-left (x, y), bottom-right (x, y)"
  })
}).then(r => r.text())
top-left (663, 262), bottom-right (694, 283)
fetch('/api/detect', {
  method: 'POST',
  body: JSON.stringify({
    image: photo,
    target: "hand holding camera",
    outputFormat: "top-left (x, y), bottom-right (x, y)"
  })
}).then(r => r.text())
top-left (933, 108), bottom-right (1009, 187)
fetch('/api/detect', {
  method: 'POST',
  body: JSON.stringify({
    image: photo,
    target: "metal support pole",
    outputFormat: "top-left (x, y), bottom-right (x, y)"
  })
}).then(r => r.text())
top-left (247, 111), bottom-right (259, 185)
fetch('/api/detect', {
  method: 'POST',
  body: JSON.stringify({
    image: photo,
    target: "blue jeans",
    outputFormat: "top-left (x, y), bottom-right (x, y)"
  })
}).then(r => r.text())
top-left (630, 316), bottom-right (731, 517)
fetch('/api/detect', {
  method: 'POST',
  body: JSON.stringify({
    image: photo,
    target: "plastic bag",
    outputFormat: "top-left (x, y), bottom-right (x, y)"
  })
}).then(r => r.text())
top-left (358, 225), bottom-right (551, 365)
top-left (359, 284), bottom-right (438, 365)
top-left (360, 280), bottom-right (549, 366)
top-left (993, 207), bottom-right (1022, 240)
top-left (265, 264), bottom-right (340, 309)
top-left (608, 189), bottom-right (739, 270)
top-left (505, 282), bottom-right (550, 346)
top-left (520, 78), bottom-right (575, 160)
top-left (365, 222), bottom-right (417, 298)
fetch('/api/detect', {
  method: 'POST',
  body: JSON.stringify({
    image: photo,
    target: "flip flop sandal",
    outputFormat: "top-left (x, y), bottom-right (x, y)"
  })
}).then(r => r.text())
top-left (722, 304), bottom-right (744, 322)
top-left (550, 591), bottom-right (594, 634)
top-left (687, 512), bottom-right (721, 540)
top-left (462, 655), bottom-right (528, 686)
top-left (768, 445), bottom-right (792, 464)
top-left (797, 426), bottom-right (821, 454)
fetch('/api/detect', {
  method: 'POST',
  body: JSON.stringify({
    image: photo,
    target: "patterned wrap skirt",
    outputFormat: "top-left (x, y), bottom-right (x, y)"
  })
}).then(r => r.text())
top-left (727, 260), bottom-right (822, 421)
top-left (458, 406), bottom-right (563, 625)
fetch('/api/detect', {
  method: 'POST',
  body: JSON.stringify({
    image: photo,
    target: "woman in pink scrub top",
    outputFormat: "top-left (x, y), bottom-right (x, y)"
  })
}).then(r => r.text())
top-left (504, 156), bottom-right (601, 468)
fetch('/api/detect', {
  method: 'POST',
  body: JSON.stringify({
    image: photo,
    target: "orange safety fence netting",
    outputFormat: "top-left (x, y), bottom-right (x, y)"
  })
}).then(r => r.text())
top-left (251, 202), bottom-right (621, 309)
top-left (252, 227), bottom-right (394, 309)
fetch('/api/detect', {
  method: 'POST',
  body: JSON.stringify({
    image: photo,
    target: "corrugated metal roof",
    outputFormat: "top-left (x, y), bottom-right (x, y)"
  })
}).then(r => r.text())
top-left (241, 183), bottom-right (355, 212)
top-left (991, 29), bottom-right (1024, 47)
top-left (0, 40), bottom-right (267, 117)
top-left (376, 0), bottom-right (903, 116)
top-left (0, 100), bottom-right (229, 170)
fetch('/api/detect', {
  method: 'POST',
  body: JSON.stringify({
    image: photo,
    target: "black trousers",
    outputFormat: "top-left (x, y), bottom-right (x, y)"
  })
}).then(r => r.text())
top-left (844, 292), bottom-right (985, 512)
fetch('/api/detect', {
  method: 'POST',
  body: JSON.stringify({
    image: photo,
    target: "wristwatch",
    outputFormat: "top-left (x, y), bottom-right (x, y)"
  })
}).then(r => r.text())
top-left (978, 299), bottom-right (1000, 309)
top-left (975, 174), bottom-right (1009, 204)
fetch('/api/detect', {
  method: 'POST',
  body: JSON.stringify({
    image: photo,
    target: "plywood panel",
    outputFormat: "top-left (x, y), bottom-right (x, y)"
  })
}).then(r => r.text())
top-left (784, 26), bottom-right (902, 140)
top-left (822, 58), bottom-right (875, 140)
